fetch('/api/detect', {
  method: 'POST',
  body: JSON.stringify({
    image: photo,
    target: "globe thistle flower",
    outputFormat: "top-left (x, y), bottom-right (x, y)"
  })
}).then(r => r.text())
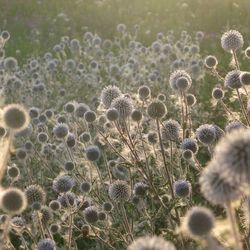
top-left (110, 96), bottom-right (133, 119)
top-left (7, 165), bottom-right (20, 179)
top-left (109, 180), bottom-right (131, 203)
top-left (80, 181), bottom-right (91, 193)
top-left (134, 182), bottom-right (148, 196)
top-left (212, 124), bottom-right (225, 142)
top-left (128, 236), bottom-right (176, 250)
top-left (161, 119), bottom-right (181, 142)
top-left (29, 107), bottom-right (39, 118)
top-left (11, 216), bottom-right (25, 228)
top-left (174, 180), bottom-right (191, 198)
top-left (57, 192), bottom-right (76, 208)
top-left (25, 185), bottom-right (46, 206)
top-left (200, 161), bottom-right (242, 205)
top-left (204, 55), bottom-right (218, 68)
top-left (53, 175), bottom-right (75, 193)
top-left (53, 123), bottom-right (69, 139)
top-left (212, 88), bottom-right (224, 100)
top-left (182, 149), bottom-right (193, 160)
top-left (1, 30), bottom-right (10, 40)
top-left (100, 85), bottom-right (122, 108)
top-left (240, 71), bottom-right (250, 85)
top-left (37, 132), bottom-right (48, 143)
top-left (84, 206), bottom-right (99, 224)
top-left (106, 108), bottom-right (119, 121)
top-left (147, 100), bottom-right (167, 120)
top-left (37, 238), bottom-right (56, 250)
top-left (2, 104), bottom-right (29, 132)
top-left (196, 124), bottom-right (216, 145)
top-left (64, 102), bottom-right (75, 113)
top-left (80, 132), bottom-right (91, 143)
top-left (225, 120), bottom-right (246, 133)
top-left (84, 110), bottom-right (96, 123)
top-left (138, 85), bottom-right (151, 100)
top-left (0, 188), bottom-right (27, 214)
top-left (32, 202), bottom-right (42, 211)
top-left (224, 70), bottom-right (242, 89)
top-left (147, 131), bottom-right (158, 145)
top-left (169, 70), bottom-right (192, 91)
top-left (49, 200), bottom-right (61, 211)
top-left (186, 94), bottom-right (197, 106)
top-left (103, 202), bottom-right (113, 212)
top-left (85, 145), bottom-right (101, 161)
top-left (180, 138), bottom-right (198, 154)
top-left (185, 207), bottom-right (214, 238)
top-left (0, 127), bottom-right (6, 137)
top-left (176, 77), bottom-right (191, 92)
top-left (221, 30), bottom-right (244, 51)
top-left (157, 93), bottom-right (166, 102)
top-left (66, 133), bottom-right (76, 148)
top-left (50, 224), bottom-right (60, 234)
top-left (213, 129), bottom-right (250, 183)
top-left (245, 47), bottom-right (250, 58)
top-left (74, 103), bottom-right (89, 118)
top-left (4, 57), bottom-right (18, 71)
top-left (131, 110), bottom-right (143, 122)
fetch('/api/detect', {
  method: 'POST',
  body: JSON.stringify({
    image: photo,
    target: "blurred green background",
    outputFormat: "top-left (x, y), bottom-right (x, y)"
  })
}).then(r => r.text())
top-left (0, 0), bottom-right (250, 62)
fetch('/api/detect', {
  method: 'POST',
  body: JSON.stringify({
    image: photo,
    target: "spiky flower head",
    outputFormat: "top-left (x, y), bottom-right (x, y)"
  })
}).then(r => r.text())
top-left (109, 180), bottom-right (131, 203)
top-left (240, 71), bottom-right (250, 85)
top-left (134, 182), bottom-right (148, 196)
top-left (224, 70), bottom-right (242, 89)
top-left (200, 161), bottom-right (242, 205)
top-left (37, 238), bottom-right (56, 250)
top-left (147, 100), bottom-right (167, 120)
top-left (213, 129), bottom-right (250, 184)
top-left (138, 85), bottom-right (151, 100)
top-left (204, 55), bottom-right (218, 68)
top-left (196, 124), bottom-right (216, 145)
top-left (110, 96), bottom-right (133, 119)
top-left (84, 206), bottom-right (99, 224)
top-left (225, 121), bottom-right (246, 133)
top-left (53, 123), bottom-right (69, 138)
top-left (128, 236), bottom-right (176, 250)
top-left (0, 188), bottom-right (27, 214)
top-left (161, 119), bottom-right (181, 142)
top-left (25, 185), bottom-right (46, 206)
top-left (212, 88), bottom-right (224, 100)
top-left (174, 180), bottom-right (191, 198)
top-left (100, 85), bottom-right (122, 108)
top-left (221, 30), bottom-right (244, 51)
top-left (2, 104), bottom-right (29, 132)
top-left (245, 47), bottom-right (250, 58)
top-left (57, 192), bottom-right (76, 208)
top-left (53, 175), bottom-right (75, 193)
top-left (186, 94), bottom-right (197, 106)
top-left (180, 138), bottom-right (199, 154)
top-left (185, 207), bottom-right (215, 237)
top-left (169, 70), bottom-right (192, 92)
top-left (85, 145), bottom-right (101, 161)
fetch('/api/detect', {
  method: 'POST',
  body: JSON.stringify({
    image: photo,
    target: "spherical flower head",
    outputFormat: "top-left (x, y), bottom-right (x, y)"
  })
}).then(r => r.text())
top-left (200, 161), bottom-right (242, 205)
top-left (2, 104), bottom-right (29, 132)
top-left (11, 216), bottom-right (25, 228)
top-left (131, 110), bottom-right (143, 122)
top-left (182, 149), bottom-right (193, 160)
top-left (80, 181), bottom-right (91, 193)
top-left (37, 238), bottom-right (56, 250)
top-left (80, 132), bottom-right (91, 143)
top-left (224, 70), bottom-right (242, 89)
top-left (147, 131), bottom-right (158, 145)
top-left (74, 103), bottom-right (89, 118)
top-left (100, 85), bottom-right (122, 108)
top-left (221, 30), bottom-right (244, 51)
top-left (169, 70), bottom-right (192, 92)
top-left (240, 71), bottom-right (250, 85)
top-left (147, 100), bottom-right (167, 120)
top-left (64, 102), bottom-right (75, 113)
top-left (7, 165), bottom-right (20, 179)
top-left (128, 235), bottom-right (176, 250)
top-left (225, 121), bottom-right (246, 133)
top-left (185, 207), bottom-right (214, 237)
top-left (85, 145), bottom-right (101, 161)
top-left (174, 180), bottom-right (191, 198)
top-left (106, 108), bottom-right (119, 121)
top-left (180, 138), bottom-right (199, 154)
top-left (109, 180), bottom-right (131, 203)
top-left (245, 47), bottom-right (250, 58)
top-left (196, 124), bottom-right (216, 145)
top-left (213, 129), bottom-right (250, 184)
top-left (0, 188), bottom-right (27, 214)
top-left (84, 206), bottom-right (99, 224)
top-left (212, 88), bottom-right (224, 100)
top-left (84, 110), bottom-right (96, 123)
top-left (53, 175), bottom-right (75, 193)
top-left (138, 85), bottom-right (151, 100)
top-left (204, 55), bottom-right (218, 68)
top-left (176, 77), bottom-right (191, 92)
top-left (161, 119), bottom-right (181, 142)
top-left (110, 96), bottom-right (133, 119)
top-left (25, 185), bottom-right (46, 206)
top-left (186, 94), bottom-right (197, 106)
top-left (53, 123), bottom-right (69, 138)
top-left (57, 192), bottom-right (75, 208)
top-left (213, 124), bottom-right (225, 142)
top-left (4, 57), bottom-right (18, 71)
top-left (103, 202), bottom-right (113, 212)
top-left (134, 182), bottom-right (148, 196)
top-left (49, 200), bottom-right (61, 211)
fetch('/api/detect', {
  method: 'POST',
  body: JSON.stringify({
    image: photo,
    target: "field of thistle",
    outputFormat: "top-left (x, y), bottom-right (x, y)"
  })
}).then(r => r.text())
top-left (1, 1), bottom-right (250, 250)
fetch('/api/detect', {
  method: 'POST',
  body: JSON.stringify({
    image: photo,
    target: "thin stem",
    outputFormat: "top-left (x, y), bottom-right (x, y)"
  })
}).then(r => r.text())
top-left (236, 89), bottom-right (250, 126)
